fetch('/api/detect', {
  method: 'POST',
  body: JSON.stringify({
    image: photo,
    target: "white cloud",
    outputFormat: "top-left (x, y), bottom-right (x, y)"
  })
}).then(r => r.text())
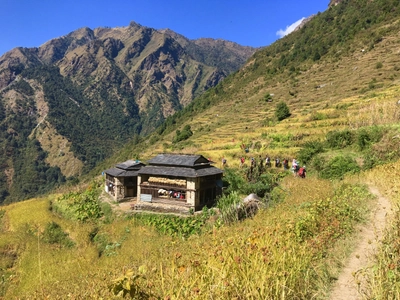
top-left (276, 17), bottom-right (305, 38)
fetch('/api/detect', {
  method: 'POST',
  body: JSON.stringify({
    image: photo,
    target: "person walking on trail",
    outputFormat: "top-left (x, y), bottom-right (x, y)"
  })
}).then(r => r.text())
top-left (249, 157), bottom-right (255, 170)
top-left (265, 156), bottom-right (271, 167)
top-left (275, 158), bottom-right (280, 168)
top-left (283, 159), bottom-right (289, 170)
top-left (222, 157), bottom-right (227, 167)
top-left (240, 157), bottom-right (245, 168)
top-left (292, 159), bottom-right (299, 176)
top-left (298, 166), bottom-right (306, 178)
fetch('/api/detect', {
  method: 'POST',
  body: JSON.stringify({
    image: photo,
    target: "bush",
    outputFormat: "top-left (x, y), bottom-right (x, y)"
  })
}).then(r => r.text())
top-left (362, 150), bottom-right (380, 170)
top-left (356, 126), bottom-right (383, 151)
top-left (275, 101), bottom-right (291, 121)
top-left (222, 168), bottom-right (246, 195)
top-left (263, 93), bottom-right (273, 102)
top-left (319, 155), bottom-right (360, 180)
top-left (297, 140), bottom-right (325, 164)
top-left (173, 125), bottom-right (193, 143)
top-left (52, 185), bottom-right (103, 221)
top-left (223, 167), bottom-right (277, 199)
top-left (326, 129), bottom-right (354, 149)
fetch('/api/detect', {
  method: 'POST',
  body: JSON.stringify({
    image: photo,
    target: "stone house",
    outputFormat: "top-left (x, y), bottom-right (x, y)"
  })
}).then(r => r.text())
top-left (137, 154), bottom-right (223, 212)
top-left (104, 160), bottom-right (145, 201)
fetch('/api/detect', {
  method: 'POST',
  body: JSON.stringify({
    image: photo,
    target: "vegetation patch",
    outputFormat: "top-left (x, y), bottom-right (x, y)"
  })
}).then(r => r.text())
top-left (316, 154), bottom-right (361, 180)
top-left (275, 101), bottom-right (291, 121)
top-left (52, 183), bottom-right (103, 221)
top-left (173, 125), bottom-right (193, 143)
top-left (294, 184), bottom-right (366, 246)
top-left (326, 129), bottom-right (354, 149)
top-left (0, 245), bottom-right (18, 297)
top-left (134, 207), bottom-right (216, 239)
top-left (297, 140), bottom-right (325, 164)
top-left (0, 210), bottom-right (5, 232)
top-left (42, 221), bottom-right (74, 248)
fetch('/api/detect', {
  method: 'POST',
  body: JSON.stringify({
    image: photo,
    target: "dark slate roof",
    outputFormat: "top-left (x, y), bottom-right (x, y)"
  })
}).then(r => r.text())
top-left (147, 154), bottom-right (210, 167)
top-left (104, 168), bottom-right (140, 177)
top-left (115, 160), bottom-right (145, 170)
top-left (138, 166), bottom-right (223, 178)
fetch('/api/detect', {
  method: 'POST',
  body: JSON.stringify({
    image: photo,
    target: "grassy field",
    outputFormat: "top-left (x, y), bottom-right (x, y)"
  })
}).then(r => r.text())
top-left (0, 174), bottom-right (379, 299)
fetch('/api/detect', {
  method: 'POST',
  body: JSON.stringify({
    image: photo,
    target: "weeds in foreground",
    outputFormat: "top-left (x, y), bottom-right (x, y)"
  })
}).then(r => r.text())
top-left (106, 180), bottom-right (372, 299)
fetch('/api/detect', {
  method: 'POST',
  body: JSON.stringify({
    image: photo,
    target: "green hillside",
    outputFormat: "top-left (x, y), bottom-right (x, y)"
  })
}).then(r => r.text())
top-left (1, 0), bottom-right (400, 298)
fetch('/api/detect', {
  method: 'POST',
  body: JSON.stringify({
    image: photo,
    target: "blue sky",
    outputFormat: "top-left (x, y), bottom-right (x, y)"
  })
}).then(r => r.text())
top-left (0, 0), bottom-right (328, 56)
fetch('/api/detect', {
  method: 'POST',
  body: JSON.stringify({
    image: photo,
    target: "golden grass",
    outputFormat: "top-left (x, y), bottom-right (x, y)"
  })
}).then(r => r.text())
top-left (0, 174), bottom-right (377, 298)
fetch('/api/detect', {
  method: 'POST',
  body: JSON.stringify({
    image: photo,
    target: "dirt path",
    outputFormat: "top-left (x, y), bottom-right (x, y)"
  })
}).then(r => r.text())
top-left (329, 186), bottom-right (392, 300)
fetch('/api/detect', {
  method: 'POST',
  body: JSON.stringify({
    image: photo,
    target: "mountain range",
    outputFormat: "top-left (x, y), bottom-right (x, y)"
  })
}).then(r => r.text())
top-left (0, 22), bottom-right (254, 203)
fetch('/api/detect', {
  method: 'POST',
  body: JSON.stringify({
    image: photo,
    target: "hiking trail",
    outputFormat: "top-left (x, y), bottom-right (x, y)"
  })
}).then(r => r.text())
top-left (329, 186), bottom-right (392, 299)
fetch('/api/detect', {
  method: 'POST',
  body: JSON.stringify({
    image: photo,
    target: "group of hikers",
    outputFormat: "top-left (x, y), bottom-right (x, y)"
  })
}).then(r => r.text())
top-left (235, 155), bottom-right (306, 178)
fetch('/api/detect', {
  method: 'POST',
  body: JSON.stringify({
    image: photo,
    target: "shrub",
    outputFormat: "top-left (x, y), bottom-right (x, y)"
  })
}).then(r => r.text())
top-left (222, 168), bottom-right (246, 195)
top-left (356, 126), bottom-right (383, 151)
top-left (263, 93), bottom-right (273, 102)
top-left (310, 111), bottom-right (327, 121)
top-left (319, 155), bottom-right (360, 180)
top-left (110, 270), bottom-right (151, 298)
top-left (52, 185), bottom-right (103, 221)
top-left (326, 129), bottom-right (354, 149)
top-left (275, 101), bottom-right (291, 121)
top-left (362, 150), bottom-right (380, 170)
top-left (173, 125), bottom-right (193, 143)
top-left (311, 154), bottom-right (326, 172)
top-left (297, 140), bottom-right (325, 164)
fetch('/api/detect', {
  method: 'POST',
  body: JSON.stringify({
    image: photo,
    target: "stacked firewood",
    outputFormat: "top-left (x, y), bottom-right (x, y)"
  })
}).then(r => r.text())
top-left (148, 177), bottom-right (186, 187)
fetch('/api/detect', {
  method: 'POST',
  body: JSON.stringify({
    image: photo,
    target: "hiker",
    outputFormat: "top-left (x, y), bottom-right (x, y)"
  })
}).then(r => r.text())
top-left (222, 157), bottom-right (227, 167)
top-left (298, 166), bottom-right (306, 178)
top-left (251, 157), bottom-right (256, 168)
top-left (275, 158), bottom-right (280, 168)
top-left (292, 159), bottom-right (299, 175)
top-left (239, 157), bottom-right (245, 168)
top-left (265, 156), bottom-right (271, 167)
top-left (283, 159), bottom-right (289, 170)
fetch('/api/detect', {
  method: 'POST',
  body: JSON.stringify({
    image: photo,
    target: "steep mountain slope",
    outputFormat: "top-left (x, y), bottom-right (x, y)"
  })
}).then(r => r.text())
top-left (108, 0), bottom-right (400, 168)
top-left (0, 22), bottom-right (254, 203)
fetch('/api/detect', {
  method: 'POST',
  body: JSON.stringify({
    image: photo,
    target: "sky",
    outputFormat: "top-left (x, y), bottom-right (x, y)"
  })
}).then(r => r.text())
top-left (0, 0), bottom-right (329, 56)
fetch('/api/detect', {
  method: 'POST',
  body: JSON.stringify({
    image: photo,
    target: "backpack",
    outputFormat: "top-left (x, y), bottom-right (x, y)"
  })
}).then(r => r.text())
top-left (298, 168), bottom-right (305, 177)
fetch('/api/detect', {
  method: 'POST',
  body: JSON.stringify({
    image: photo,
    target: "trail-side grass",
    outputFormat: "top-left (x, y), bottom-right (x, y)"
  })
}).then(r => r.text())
top-left (360, 161), bottom-right (400, 299)
top-left (0, 175), bottom-right (376, 299)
